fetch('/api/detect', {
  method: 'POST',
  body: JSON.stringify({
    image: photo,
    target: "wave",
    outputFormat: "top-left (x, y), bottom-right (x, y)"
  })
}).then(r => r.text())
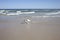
top-left (6, 11), bottom-right (35, 16)
top-left (45, 11), bottom-right (60, 16)
top-left (0, 10), bottom-right (5, 13)
top-left (21, 11), bottom-right (35, 14)
top-left (0, 9), bottom-right (60, 16)
top-left (32, 16), bottom-right (60, 18)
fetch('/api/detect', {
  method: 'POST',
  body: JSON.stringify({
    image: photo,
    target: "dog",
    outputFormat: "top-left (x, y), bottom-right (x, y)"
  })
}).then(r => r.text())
top-left (24, 18), bottom-right (31, 24)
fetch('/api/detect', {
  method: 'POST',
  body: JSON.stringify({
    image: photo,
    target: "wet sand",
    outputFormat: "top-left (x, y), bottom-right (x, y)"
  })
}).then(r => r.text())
top-left (0, 16), bottom-right (60, 40)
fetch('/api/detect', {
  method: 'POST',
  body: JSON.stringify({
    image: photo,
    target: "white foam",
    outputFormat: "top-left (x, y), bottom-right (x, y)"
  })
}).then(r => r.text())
top-left (45, 11), bottom-right (60, 16)
top-left (22, 11), bottom-right (35, 14)
top-left (0, 10), bottom-right (6, 15)
top-left (7, 13), bottom-right (19, 16)
top-left (17, 11), bottom-right (22, 14)
top-left (0, 10), bottom-right (5, 13)
top-left (2, 13), bottom-right (6, 15)
top-left (7, 11), bottom-right (22, 16)
top-left (6, 11), bottom-right (35, 15)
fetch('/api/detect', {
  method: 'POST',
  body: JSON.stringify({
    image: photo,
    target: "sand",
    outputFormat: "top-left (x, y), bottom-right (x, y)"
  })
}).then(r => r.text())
top-left (0, 16), bottom-right (60, 40)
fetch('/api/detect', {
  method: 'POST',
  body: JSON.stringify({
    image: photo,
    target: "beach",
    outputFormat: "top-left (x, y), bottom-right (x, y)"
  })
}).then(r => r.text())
top-left (0, 16), bottom-right (60, 40)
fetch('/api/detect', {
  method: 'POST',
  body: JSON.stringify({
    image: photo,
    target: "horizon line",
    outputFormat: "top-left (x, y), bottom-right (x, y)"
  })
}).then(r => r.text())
top-left (0, 8), bottom-right (60, 10)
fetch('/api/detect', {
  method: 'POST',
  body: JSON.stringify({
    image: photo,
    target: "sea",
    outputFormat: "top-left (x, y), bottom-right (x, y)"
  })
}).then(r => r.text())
top-left (0, 9), bottom-right (60, 17)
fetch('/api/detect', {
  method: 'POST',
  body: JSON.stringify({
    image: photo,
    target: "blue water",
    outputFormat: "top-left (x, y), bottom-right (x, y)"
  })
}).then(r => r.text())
top-left (0, 9), bottom-right (60, 16)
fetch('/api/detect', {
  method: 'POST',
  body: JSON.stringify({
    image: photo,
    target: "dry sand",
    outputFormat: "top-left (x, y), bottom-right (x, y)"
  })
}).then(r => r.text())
top-left (0, 16), bottom-right (60, 40)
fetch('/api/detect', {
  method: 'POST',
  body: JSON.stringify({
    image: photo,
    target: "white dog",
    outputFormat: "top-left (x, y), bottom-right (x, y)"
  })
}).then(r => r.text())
top-left (24, 18), bottom-right (31, 24)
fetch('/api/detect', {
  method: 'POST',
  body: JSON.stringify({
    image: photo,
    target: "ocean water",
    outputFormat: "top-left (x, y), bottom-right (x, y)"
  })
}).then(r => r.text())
top-left (0, 9), bottom-right (60, 17)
